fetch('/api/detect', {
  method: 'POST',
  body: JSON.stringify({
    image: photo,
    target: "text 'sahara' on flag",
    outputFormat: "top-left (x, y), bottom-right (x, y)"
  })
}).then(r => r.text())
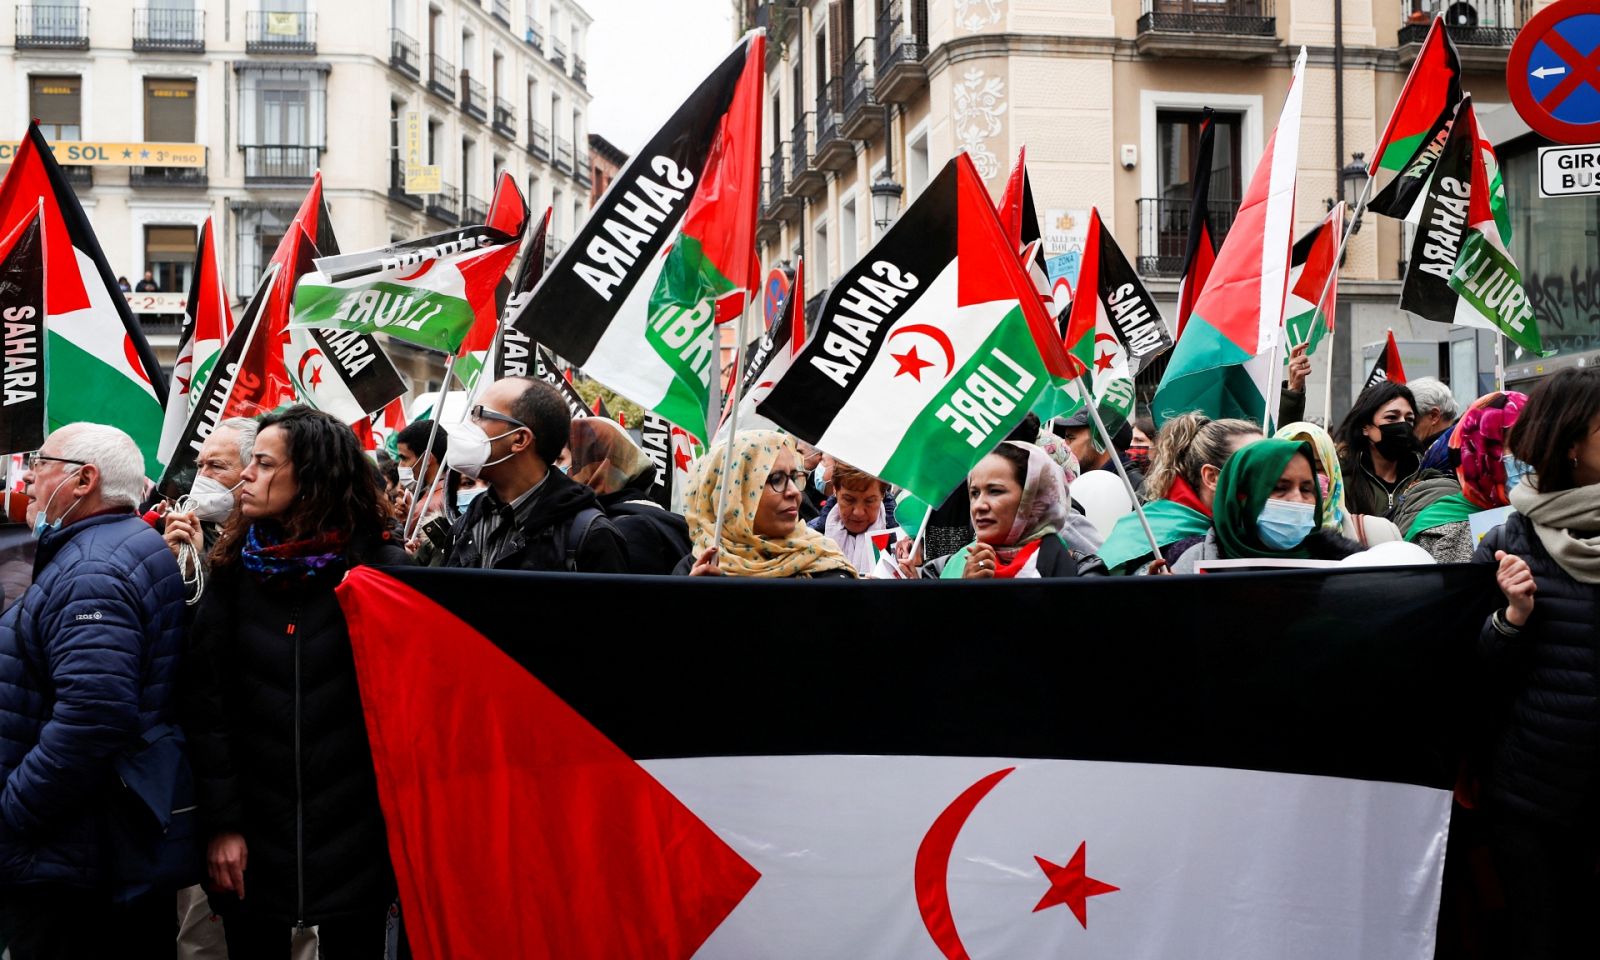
top-left (513, 33), bottom-right (765, 441)
top-left (0, 211), bottom-right (47, 456)
top-left (0, 122), bottom-right (167, 476)
top-left (756, 153), bottom-right (1077, 507)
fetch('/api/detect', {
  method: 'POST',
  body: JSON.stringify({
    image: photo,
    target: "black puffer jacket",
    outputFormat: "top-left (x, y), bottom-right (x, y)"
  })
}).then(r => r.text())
top-left (1473, 513), bottom-right (1600, 828)
top-left (186, 533), bottom-right (410, 925)
top-left (598, 484), bottom-right (691, 576)
top-left (445, 468), bottom-right (628, 573)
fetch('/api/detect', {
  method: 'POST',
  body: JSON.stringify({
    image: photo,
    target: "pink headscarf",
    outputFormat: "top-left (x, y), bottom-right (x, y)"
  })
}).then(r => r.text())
top-left (1451, 391), bottom-right (1527, 510)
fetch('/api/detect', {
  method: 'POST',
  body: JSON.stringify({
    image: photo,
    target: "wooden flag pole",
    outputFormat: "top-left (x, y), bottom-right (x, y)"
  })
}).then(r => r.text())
top-left (711, 298), bottom-right (753, 552)
top-left (1078, 377), bottom-right (1162, 564)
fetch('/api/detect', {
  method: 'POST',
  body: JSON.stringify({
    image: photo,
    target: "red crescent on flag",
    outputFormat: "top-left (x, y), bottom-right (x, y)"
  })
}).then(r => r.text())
top-left (888, 324), bottom-right (957, 378)
top-left (397, 259), bottom-right (436, 282)
top-left (296, 346), bottom-right (325, 390)
top-left (123, 334), bottom-right (153, 387)
top-left (914, 767), bottom-right (1016, 960)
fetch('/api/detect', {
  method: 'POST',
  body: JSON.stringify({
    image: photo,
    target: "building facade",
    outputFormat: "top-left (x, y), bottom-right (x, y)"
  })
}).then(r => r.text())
top-left (587, 131), bottom-right (627, 205)
top-left (2, 0), bottom-right (594, 394)
top-left (743, 0), bottom-right (1553, 421)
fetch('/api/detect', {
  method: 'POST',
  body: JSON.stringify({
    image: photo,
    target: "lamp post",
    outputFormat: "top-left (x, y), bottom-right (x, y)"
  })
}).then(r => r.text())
top-left (1339, 152), bottom-right (1366, 235)
top-left (871, 173), bottom-right (903, 233)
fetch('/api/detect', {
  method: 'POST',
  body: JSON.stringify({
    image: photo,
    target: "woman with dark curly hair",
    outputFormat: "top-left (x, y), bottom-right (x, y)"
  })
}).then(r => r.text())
top-left (185, 406), bottom-right (411, 958)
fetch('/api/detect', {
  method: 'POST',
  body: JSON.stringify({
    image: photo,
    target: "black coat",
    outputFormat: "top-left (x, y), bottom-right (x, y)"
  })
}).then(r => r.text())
top-left (597, 485), bottom-right (691, 576)
top-left (186, 534), bottom-right (410, 925)
top-left (444, 468), bottom-right (628, 573)
top-left (1473, 514), bottom-right (1600, 828)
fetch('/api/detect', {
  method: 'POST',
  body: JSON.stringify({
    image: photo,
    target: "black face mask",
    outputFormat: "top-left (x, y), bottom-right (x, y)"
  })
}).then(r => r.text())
top-left (1372, 421), bottom-right (1416, 461)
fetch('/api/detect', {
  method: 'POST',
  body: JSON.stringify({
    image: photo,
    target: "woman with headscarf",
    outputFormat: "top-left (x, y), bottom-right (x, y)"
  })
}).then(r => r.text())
top-left (676, 431), bottom-right (857, 578)
top-left (1170, 438), bottom-right (1362, 573)
top-left (1393, 392), bottom-right (1528, 563)
top-left (568, 417), bottom-right (692, 575)
top-left (924, 441), bottom-right (1101, 579)
top-left (1274, 421), bottom-right (1402, 548)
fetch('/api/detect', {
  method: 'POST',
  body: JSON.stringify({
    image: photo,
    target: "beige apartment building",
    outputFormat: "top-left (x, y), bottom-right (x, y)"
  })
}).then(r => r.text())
top-left (1, 0), bottom-right (597, 394)
top-left (743, 0), bottom-right (1552, 419)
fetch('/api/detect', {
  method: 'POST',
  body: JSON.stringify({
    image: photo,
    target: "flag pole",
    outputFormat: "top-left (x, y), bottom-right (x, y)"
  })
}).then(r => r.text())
top-left (1494, 333), bottom-right (1505, 392)
top-left (404, 350), bottom-right (458, 539)
top-left (1312, 173), bottom-right (1374, 424)
top-left (1078, 377), bottom-right (1163, 564)
top-left (711, 298), bottom-right (753, 552)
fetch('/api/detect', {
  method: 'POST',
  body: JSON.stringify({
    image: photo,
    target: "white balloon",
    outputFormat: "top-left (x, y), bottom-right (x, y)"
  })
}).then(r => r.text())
top-left (1071, 470), bottom-right (1134, 540)
top-left (1338, 540), bottom-right (1438, 567)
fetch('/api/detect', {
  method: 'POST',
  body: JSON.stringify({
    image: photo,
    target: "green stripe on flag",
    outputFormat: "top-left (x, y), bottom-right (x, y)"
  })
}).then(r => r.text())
top-left (1449, 231), bottom-right (1543, 356)
top-left (1379, 132), bottom-right (1428, 172)
top-left (293, 281), bottom-right (480, 354)
top-left (1150, 312), bottom-right (1262, 427)
top-left (47, 331), bottom-right (166, 478)
top-left (1284, 307), bottom-right (1328, 357)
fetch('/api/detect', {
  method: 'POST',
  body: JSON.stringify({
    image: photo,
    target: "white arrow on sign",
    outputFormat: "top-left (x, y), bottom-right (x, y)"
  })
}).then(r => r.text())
top-left (1532, 65), bottom-right (1568, 80)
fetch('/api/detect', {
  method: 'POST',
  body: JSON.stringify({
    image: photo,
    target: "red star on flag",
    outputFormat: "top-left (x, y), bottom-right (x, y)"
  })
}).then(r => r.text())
top-left (673, 445), bottom-right (693, 472)
top-left (1094, 350), bottom-right (1116, 374)
top-left (309, 364), bottom-right (324, 388)
top-left (892, 345), bottom-right (935, 381)
top-left (1033, 841), bottom-right (1119, 928)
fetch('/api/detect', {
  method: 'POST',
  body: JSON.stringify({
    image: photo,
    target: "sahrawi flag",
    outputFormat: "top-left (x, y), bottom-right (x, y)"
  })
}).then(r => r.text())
top-left (336, 562), bottom-right (1485, 959)
top-left (757, 152), bottom-right (1079, 506)
top-left (996, 147), bottom-right (1057, 319)
top-left (1057, 207), bottom-right (1172, 436)
top-left (491, 204), bottom-right (552, 381)
top-left (1368, 16), bottom-right (1463, 220)
top-left (0, 210), bottom-right (47, 455)
top-left (454, 171), bottom-right (532, 390)
top-left (0, 122), bottom-right (166, 476)
top-left (157, 216), bottom-right (230, 469)
top-left (1365, 329), bottom-right (1407, 389)
top-left (1153, 48), bottom-right (1307, 428)
top-left (514, 32), bottom-right (765, 441)
top-left (1282, 202), bottom-right (1344, 358)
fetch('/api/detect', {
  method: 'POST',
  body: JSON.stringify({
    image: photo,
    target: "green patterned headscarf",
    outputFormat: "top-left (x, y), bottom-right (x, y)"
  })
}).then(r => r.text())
top-left (1213, 439), bottom-right (1323, 560)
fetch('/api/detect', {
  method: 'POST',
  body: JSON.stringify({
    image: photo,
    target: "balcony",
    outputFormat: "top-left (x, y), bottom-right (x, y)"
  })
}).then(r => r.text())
top-left (389, 29), bottom-right (421, 80)
top-left (243, 145), bottom-right (320, 185)
top-left (133, 8), bottom-right (204, 53)
top-left (525, 18), bottom-right (544, 53)
top-left (462, 193), bottom-right (488, 225)
top-left (426, 184), bottom-right (460, 225)
top-left (1135, 196), bottom-right (1240, 278)
top-left (16, 5), bottom-right (89, 49)
top-left (61, 166), bottom-right (93, 188)
top-left (1135, 0), bottom-right (1278, 60)
top-left (528, 121), bottom-right (551, 160)
top-left (754, 1), bottom-right (798, 65)
top-left (789, 113), bottom-right (825, 199)
top-left (767, 145), bottom-right (800, 223)
top-left (574, 55), bottom-right (587, 88)
top-left (841, 39), bottom-right (883, 139)
top-left (575, 147), bottom-right (592, 186)
top-left (554, 136), bottom-right (574, 173)
top-left (462, 77), bottom-right (489, 122)
top-left (757, 168), bottom-right (781, 245)
top-left (490, 0), bottom-right (511, 27)
top-left (387, 158), bottom-right (424, 210)
top-left (129, 165), bottom-right (208, 188)
top-left (875, 1), bottom-right (928, 104)
top-left (492, 97), bottom-right (516, 139)
top-left (544, 237), bottom-right (566, 270)
top-left (551, 38), bottom-right (568, 71)
top-left (428, 54), bottom-right (456, 101)
top-left (814, 79), bottom-right (853, 172)
top-left (1398, 1), bottom-right (1523, 71)
top-left (245, 10), bottom-right (316, 54)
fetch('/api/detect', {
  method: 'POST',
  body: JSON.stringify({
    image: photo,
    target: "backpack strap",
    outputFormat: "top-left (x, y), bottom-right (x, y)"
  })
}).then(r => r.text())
top-left (563, 507), bottom-right (605, 572)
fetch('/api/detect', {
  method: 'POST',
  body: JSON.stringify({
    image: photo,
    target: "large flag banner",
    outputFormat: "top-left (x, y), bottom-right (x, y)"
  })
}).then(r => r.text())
top-left (0, 212), bottom-right (47, 455)
top-left (756, 154), bottom-right (1078, 507)
top-left (157, 217), bottom-right (230, 469)
top-left (339, 563), bottom-right (1495, 959)
top-left (1364, 329), bottom-right (1407, 389)
top-left (0, 122), bottom-right (166, 476)
top-left (1368, 16), bottom-right (1462, 219)
top-left (491, 206), bottom-right (551, 380)
top-left (1175, 107), bottom-right (1218, 339)
top-left (513, 33), bottom-right (765, 440)
top-left (1282, 203), bottom-right (1343, 357)
top-left (290, 229), bottom-right (521, 355)
top-left (1153, 49), bottom-right (1307, 428)
top-left (1059, 208), bottom-right (1172, 433)
top-left (285, 325), bottom-right (407, 426)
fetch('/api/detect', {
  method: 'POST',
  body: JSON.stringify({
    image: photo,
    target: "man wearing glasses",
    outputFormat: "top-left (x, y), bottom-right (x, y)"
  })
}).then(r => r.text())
top-left (0, 424), bottom-right (186, 952)
top-left (441, 378), bottom-right (628, 574)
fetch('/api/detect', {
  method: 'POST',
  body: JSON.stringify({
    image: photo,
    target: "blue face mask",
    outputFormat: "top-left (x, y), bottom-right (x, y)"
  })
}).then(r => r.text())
top-left (456, 487), bottom-right (486, 511)
top-left (1256, 498), bottom-right (1316, 551)
top-left (31, 466), bottom-right (84, 540)
top-left (1503, 453), bottom-right (1533, 493)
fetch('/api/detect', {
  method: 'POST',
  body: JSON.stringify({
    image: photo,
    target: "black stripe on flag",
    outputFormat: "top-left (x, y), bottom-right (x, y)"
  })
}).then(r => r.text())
top-left (495, 209), bottom-right (550, 381)
top-left (1400, 97), bottom-right (1475, 326)
top-left (377, 564), bottom-right (1496, 791)
top-left (1092, 224), bottom-right (1172, 375)
top-left (0, 216), bottom-right (46, 454)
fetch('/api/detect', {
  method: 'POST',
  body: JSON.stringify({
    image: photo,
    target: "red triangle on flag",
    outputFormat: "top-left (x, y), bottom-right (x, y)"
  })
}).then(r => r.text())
top-left (337, 567), bottom-right (760, 959)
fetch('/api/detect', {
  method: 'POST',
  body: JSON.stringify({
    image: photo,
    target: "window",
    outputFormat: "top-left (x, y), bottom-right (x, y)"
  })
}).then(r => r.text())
top-left (144, 78), bottom-right (197, 142)
top-left (428, 119), bottom-right (442, 164)
top-left (553, 187), bottom-right (565, 235)
top-left (30, 75), bottom-right (81, 141)
top-left (235, 205), bottom-right (295, 293)
top-left (813, 216), bottom-right (830, 287)
top-left (906, 126), bottom-right (929, 200)
top-left (493, 153), bottom-right (506, 187)
top-left (841, 194), bottom-right (858, 267)
top-left (238, 68), bottom-right (326, 147)
top-left (492, 52), bottom-right (504, 101)
top-left (461, 31), bottom-right (475, 75)
top-left (1156, 109), bottom-right (1242, 203)
top-left (462, 138), bottom-right (476, 198)
top-left (145, 225), bottom-right (197, 293)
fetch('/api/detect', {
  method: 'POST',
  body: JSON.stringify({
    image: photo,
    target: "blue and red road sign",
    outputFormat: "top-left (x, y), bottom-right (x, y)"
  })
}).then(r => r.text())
top-left (1509, 1), bottom-right (1600, 145)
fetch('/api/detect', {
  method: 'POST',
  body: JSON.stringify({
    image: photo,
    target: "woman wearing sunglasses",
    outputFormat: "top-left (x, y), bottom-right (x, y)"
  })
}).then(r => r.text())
top-left (679, 431), bottom-right (857, 578)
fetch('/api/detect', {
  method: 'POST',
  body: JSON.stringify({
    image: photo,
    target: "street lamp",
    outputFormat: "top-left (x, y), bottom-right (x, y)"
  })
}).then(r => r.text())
top-left (1340, 152), bottom-right (1367, 234)
top-left (871, 173), bottom-right (904, 233)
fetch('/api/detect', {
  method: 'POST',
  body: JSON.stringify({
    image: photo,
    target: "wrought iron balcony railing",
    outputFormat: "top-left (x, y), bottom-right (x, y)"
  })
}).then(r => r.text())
top-left (133, 7), bottom-right (204, 52)
top-left (429, 54), bottom-right (456, 99)
top-left (16, 5), bottom-right (89, 49)
top-left (130, 165), bottom-right (208, 188)
top-left (1137, 0), bottom-right (1275, 37)
top-left (528, 121), bottom-right (551, 159)
top-left (462, 77), bottom-right (489, 122)
top-left (1398, 0), bottom-right (1523, 47)
top-left (389, 29), bottom-right (421, 79)
top-left (1135, 196), bottom-right (1241, 278)
top-left (245, 10), bottom-right (316, 53)
top-left (243, 145), bottom-right (320, 183)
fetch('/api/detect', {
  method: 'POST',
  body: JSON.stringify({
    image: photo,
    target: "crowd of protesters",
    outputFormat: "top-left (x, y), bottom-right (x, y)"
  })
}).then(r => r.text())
top-left (0, 366), bottom-right (1594, 957)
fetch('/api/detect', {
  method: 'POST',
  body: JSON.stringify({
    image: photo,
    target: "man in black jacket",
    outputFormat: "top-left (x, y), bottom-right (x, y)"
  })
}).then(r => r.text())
top-left (442, 377), bottom-right (628, 573)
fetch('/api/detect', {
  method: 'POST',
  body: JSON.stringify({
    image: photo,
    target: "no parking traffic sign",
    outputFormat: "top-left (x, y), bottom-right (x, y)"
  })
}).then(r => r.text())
top-left (1509, 0), bottom-right (1600, 145)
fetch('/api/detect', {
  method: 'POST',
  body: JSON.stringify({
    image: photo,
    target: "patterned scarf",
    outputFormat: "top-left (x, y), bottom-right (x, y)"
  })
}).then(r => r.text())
top-left (241, 523), bottom-right (351, 587)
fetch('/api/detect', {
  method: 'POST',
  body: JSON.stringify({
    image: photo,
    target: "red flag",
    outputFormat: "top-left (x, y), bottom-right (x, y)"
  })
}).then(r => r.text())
top-left (337, 567), bottom-right (759, 959)
top-left (1175, 109), bottom-right (1218, 340)
top-left (456, 172), bottom-right (532, 358)
top-left (1364, 330), bottom-right (1407, 389)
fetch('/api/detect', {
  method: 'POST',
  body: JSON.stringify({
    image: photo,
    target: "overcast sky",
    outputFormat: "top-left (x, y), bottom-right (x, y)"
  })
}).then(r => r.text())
top-left (585, 0), bottom-right (738, 155)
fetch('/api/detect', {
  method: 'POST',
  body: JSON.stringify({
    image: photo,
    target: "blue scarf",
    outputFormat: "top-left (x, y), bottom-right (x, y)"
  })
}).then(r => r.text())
top-left (240, 523), bottom-right (350, 587)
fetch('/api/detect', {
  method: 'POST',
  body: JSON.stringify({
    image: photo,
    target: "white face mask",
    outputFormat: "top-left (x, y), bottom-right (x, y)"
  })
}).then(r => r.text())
top-left (444, 420), bottom-right (523, 481)
top-left (397, 464), bottom-right (415, 485)
top-left (187, 474), bottom-right (243, 524)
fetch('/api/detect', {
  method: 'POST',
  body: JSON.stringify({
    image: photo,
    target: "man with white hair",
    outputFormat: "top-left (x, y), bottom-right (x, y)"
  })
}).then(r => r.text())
top-left (1408, 377), bottom-right (1460, 449)
top-left (163, 416), bottom-right (259, 561)
top-left (0, 423), bottom-right (186, 953)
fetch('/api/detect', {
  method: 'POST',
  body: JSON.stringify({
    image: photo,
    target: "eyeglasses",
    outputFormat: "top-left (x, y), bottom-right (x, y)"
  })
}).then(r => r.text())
top-left (764, 469), bottom-right (808, 493)
top-left (26, 454), bottom-right (88, 471)
top-left (470, 405), bottom-right (527, 430)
